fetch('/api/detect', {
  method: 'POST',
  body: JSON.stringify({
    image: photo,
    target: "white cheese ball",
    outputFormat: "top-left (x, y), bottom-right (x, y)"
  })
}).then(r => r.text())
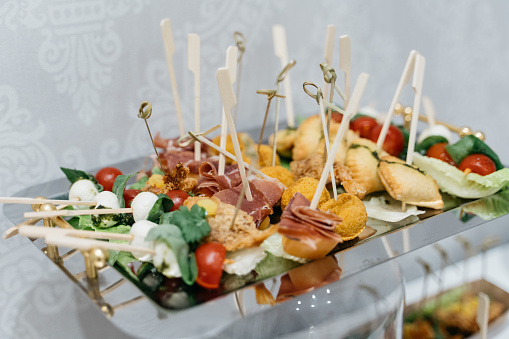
top-left (417, 124), bottom-right (453, 144)
top-left (93, 191), bottom-right (120, 209)
top-left (130, 220), bottom-right (158, 261)
top-left (131, 192), bottom-right (159, 222)
top-left (153, 243), bottom-right (182, 278)
top-left (68, 179), bottom-right (99, 210)
top-left (223, 247), bottom-right (267, 276)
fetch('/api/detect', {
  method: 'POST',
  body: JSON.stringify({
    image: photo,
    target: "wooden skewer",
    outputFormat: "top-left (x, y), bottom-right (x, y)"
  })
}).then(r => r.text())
top-left (339, 35), bottom-right (351, 107)
top-left (476, 292), bottom-right (489, 339)
top-left (188, 33), bottom-right (201, 161)
top-left (272, 25), bottom-right (295, 128)
top-left (406, 54), bottom-right (426, 166)
top-left (323, 25), bottom-right (336, 102)
top-left (25, 208), bottom-right (132, 219)
top-left (161, 18), bottom-right (185, 136)
top-left (218, 46), bottom-right (238, 176)
top-left (376, 50), bottom-right (418, 154)
top-left (422, 96), bottom-right (436, 126)
top-left (317, 94), bottom-right (338, 200)
top-left (0, 197), bottom-right (96, 206)
top-left (189, 132), bottom-right (279, 184)
top-left (18, 226), bottom-right (154, 255)
top-left (310, 73), bottom-right (369, 209)
top-left (216, 68), bottom-right (253, 201)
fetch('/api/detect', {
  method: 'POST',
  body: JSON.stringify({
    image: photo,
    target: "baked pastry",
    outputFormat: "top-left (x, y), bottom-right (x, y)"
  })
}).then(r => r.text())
top-left (378, 155), bottom-right (443, 209)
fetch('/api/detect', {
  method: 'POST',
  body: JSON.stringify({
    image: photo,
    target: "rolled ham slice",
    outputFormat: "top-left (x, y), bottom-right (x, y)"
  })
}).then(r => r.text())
top-left (195, 162), bottom-right (242, 196)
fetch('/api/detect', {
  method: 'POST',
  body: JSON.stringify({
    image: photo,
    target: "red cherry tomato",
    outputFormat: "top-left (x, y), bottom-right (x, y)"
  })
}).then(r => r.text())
top-left (331, 112), bottom-right (343, 123)
top-left (368, 124), bottom-right (405, 157)
top-left (426, 143), bottom-right (457, 166)
top-left (123, 189), bottom-right (141, 207)
top-left (195, 243), bottom-right (226, 289)
top-left (350, 117), bottom-right (378, 138)
top-left (458, 154), bottom-right (496, 176)
top-left (165, 190), bottom-right (190, 211)
top-left (95, 167), bottom-right (123, 191)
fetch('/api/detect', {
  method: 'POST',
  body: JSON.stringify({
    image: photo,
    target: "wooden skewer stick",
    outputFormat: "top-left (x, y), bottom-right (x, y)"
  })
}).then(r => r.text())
top-left (218, 46), bottom-right (238, 175)
top-left (233, 32), bottom-right (246, 122)
top-left (422, 96), bottom-right (436, 126)
top-left (272, 25), bottom-right (295, 128)
top-left (216, 68), bottom-right (253, 201)
top-left (323, 25), bottom-right (336, 102)
top-left (0, 197), bottom-right (96, 206)
top-left (476, 292), bottom-right (489, 339)
top-left (188, 131), bottom-right (278, 184)
top-left (406, 54), bottom-right (426, 166)
top-left (310, 73), bottom-right (369, 209)
top-left (188, 33), bottom-right (201, 161)
top-left (18, 226), bottom-right (154, 255)
top-left (376, 50), bottom-right (418, 154)
top-left (161, 18), bottom-right (185, 136)
top-left (339, 35), bottom-right (351, 107)
top-left (25, 208), bottom-right (133, 219)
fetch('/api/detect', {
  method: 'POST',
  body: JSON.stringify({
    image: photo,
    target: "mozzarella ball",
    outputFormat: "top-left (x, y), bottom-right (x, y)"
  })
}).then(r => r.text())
top-left (153, 243), bottom-right (182, 278)
top-left (130, 220), bottom-right (158, 261)
top-left (131, 192), bottom-right (159, 222)
top-left (93, 191), bottom-right (120, 209)
top-left (418, 124), bottom-right (453, 144)
top-left (69, 179), bottom-right (99, 210)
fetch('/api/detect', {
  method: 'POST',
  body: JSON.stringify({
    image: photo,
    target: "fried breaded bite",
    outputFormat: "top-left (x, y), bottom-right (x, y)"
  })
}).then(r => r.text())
top-left (257, 144), bottom-right (281, 168)
top-left (378, 155), bottom-right (443, 209)
top-left (281, 177), bottom-right (330, 210)
top-left (260, 166), bottom-right (294, 187)
top-left (319, 193), bottom-right (367, 240)
top-left (269, 128), bottom-right (297, 159)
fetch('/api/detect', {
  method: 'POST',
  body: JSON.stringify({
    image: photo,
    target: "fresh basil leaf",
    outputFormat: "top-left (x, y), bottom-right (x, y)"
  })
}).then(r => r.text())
top-left (397, 125), bottom-right (410, 160)
top-left (415, 135), bottom-right (449, 155)
top-left (147, 194), bottom-right (173, 223)
top-left (445, 135), bottom-right (504, 170)
top-left (146, 224), bottom-right (197, 285)
top-left (60, 167), bottom-right (103, 191)
top-left (128, 175), bottom-right (148, 190)
top-left (112, 172), bottom-right (138, 208)
top-left (159, 211), bottom-right (174, 225)
top-left (112, 251), bottom-right (137, 279)
top-left (170, 205), bottom-right (211, 243)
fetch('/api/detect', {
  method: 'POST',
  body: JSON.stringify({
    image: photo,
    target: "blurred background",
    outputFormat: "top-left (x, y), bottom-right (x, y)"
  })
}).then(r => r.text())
top-left (1, 0), bottom-right (509, 197)
top-left (1, 1), bottom-right (509, 337)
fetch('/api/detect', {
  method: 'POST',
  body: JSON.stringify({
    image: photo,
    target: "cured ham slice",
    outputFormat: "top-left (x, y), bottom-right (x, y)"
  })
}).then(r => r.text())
top-left (195, 162), bottom-right (242, 196)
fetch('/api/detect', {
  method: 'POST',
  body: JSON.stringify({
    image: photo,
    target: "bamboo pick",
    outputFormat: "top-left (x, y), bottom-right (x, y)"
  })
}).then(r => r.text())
top-left (310, 73), bottom-right (369, 209)
top-left (18, 226), bottom-right (154, 255)
top-left (19, 225), bottom-right (133, 241)
top-left (422, 96), bottom-right (436, 126)
top-left (255, 90), bottom-right (285, 166)
top-left (318, 94), bottom-right (338, 201)
top-left (0, 197), bottom-right (96, 206)
top-left (272, 25), bottom-right (295, 128)
top-left (406, 54), bottom-right (426, 165)
top-left (161, 18), bottom-right (185, 136)
top-left (339, 35), bottom-right (351, 107)
top-left (323, 25), bottom-right (335, 102)
top-left (218, 46), bottom-right (238, 175)
top-left (188, 33), bottom-right (201, 161)
top-left (376, 50), bottom-right (418, 154)
top-left (25, 208), bottom-right (133, 219)
top-left (233, 32), bottom-right (246, 122)
top-left (216, 68), bottom-right (253, 201)
top-left (476, 292), bottom-right (489, 339)
top-left (188, 131), bottom-right (278, 184)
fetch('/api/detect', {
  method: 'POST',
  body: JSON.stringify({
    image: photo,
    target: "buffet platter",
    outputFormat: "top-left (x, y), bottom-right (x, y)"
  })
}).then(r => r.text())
top-left (3, 141), bottom-right (509, 338)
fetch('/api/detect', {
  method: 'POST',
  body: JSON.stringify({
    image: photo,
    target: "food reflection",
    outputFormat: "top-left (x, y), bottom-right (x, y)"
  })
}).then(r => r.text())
top-left (254, 255), bottom-right (341, 305)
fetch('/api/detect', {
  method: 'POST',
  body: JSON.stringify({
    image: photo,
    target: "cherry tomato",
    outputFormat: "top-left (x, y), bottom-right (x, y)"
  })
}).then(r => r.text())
top-left (331, 112), bottom-right (343, 123)
top-left (350, 117), bottom-right (378, 138)
top-left (426, 143), bottom-right (456, 166)
top-left (195, 243), bottom-right (226, 289)
top-left (458, 154), bottom-right (496, 176)
top-left (95, 167), bottom-right (123, 191)
top-left (368, 124), bottom-right (405, 157)
top-left (123, 189), bottom-right (141, 207)
top-left (166, 190), bottom-right (190, 211)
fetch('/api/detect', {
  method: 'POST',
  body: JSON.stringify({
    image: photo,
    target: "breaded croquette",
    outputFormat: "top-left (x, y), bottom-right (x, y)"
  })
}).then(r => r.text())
top-left (281, 177), bottom-right (330, 210)
top-left (260, 166), bottom-right (294, 187)
top-left (257, 144), bottom-right (281, 168)
top-left (319, 194), bottom-right (367, 240)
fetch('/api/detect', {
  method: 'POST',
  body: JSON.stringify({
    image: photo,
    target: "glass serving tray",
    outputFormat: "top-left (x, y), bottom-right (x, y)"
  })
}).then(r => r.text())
top-left (4, 155), bottom-right (509, 338)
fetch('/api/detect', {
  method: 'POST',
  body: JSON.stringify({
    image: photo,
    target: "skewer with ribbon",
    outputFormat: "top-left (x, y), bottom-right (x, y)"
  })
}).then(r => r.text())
top-left (256, 89), bottom-right (285, 167)
top-left (138, 101), bottom-right (166, 174)
top-left (322, 25), bottom-right (335, 102)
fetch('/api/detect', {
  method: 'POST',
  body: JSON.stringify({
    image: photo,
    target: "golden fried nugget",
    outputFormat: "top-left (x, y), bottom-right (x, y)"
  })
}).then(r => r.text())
top-left (281, 177), bottom-right (330, 210)
top-left (345, 138), bottom-right (386, 197)
top-left (257, 144), bottom-right (281, 168)
top-left (260, 166), bottom-right (294, 187)
top-left (269, 128), bottom-right (297, 159)
top-left (378, 155), bottom-right (443, 209)
top-left (212, 133), bottom-right (255, 165)
top-left (319, 194), bottom-right (367, 240)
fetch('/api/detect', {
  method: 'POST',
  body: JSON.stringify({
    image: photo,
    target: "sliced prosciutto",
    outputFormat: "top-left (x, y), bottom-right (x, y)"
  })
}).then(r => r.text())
top-left (279, 193), bottom-right (343, 249)
top-left (213, 177), bottom-right (285, 227)
top-left (195, 162), bottom-right (242, 196)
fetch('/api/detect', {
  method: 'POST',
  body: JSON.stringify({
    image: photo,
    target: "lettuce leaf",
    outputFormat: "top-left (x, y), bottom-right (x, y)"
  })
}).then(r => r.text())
top-left (445, 135), bottom-right (503, 170)
top-left (461, 189), bottom-right (509, 220)
top-left (413, 153), bottom-right (509, 199)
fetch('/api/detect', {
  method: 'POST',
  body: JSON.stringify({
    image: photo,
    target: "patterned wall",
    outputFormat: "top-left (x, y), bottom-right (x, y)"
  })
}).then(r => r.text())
top-left (1, 1), bottom-right (509, 338)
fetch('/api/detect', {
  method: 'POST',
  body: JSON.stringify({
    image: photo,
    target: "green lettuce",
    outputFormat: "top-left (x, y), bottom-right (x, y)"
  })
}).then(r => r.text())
top-left (413, 153), bottom-right (509, 199)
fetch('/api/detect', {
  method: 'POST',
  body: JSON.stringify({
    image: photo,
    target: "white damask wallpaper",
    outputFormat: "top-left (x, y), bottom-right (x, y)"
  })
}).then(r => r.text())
top-left (1, 1), bottom-right (509, 338)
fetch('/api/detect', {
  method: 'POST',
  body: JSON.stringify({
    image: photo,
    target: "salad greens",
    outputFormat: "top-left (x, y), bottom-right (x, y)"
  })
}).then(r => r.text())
top-left (60, 167), bottom-right (103, 191)
top-left (415, 135), bottom-right (449, 155)
top-left (445, 135), bottom-right (504, 170)
top-left (112, 172), bottom-right (138, 207)
top-left (146, 194), bottom-right (173, 223)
